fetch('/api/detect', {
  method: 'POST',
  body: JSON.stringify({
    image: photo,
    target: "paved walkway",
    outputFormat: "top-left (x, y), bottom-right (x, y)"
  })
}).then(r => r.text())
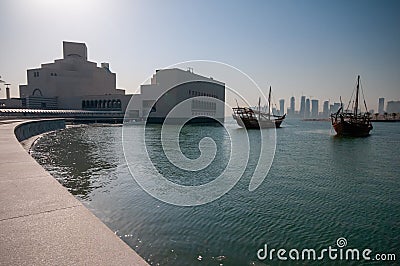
top-left (0, 120), bottom-right (148, 265)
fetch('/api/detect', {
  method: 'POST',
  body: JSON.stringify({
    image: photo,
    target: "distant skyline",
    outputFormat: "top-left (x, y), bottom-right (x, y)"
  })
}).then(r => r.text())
top-left (1, 0), bottom-right (399, 112)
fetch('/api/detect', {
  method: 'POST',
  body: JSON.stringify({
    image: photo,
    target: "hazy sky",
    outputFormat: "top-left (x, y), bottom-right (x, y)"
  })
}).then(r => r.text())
top-left (0, 0), bottom-right (399, 111)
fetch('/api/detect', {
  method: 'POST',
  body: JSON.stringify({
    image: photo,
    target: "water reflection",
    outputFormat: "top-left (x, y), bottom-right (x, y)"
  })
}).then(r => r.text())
top-left (32, 125), bottom-right (119, 199)
top-left (329, 135), bottom-right (373, 169)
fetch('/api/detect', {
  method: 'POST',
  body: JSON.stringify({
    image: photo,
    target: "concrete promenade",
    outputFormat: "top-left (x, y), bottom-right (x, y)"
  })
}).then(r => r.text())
top-left (0, 119), bottom-right (148, 265)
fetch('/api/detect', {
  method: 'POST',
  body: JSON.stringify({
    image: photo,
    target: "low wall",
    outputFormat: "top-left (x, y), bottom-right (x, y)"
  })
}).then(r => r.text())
top-left (14, 119), bottom-right (66, 141)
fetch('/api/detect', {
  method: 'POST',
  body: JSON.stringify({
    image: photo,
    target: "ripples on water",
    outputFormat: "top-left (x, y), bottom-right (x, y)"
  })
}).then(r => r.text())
top-left (32, 120), bottom-right (400, 265)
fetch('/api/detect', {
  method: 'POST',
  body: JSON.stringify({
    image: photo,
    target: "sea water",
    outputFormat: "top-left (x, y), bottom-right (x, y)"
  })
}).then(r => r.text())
top-left (32, 119), bottom-right (400, 265)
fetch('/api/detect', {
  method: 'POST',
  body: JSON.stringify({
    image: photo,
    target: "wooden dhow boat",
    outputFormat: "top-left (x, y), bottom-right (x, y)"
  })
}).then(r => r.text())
top-left (232, 86), bottom-right (286, 129)
top-left (331, 75), bottom-right (373, 137)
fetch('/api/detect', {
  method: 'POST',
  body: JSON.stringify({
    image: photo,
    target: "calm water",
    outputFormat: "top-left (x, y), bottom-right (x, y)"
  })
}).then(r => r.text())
top-left (32, 119), bottom-right (400, 265)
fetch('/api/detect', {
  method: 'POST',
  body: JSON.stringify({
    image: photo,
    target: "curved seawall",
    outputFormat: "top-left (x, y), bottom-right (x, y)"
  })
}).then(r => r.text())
top-left (0, 119), bottom-right (148, 265)
top-left (14, 119), bottom-right (66, 142)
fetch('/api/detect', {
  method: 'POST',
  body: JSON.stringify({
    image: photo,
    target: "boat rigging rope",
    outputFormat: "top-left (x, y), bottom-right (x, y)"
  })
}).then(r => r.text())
top-left (360, 81), bottom-right (369, 113)
top-left (346, 78), bottom-right (357, 112)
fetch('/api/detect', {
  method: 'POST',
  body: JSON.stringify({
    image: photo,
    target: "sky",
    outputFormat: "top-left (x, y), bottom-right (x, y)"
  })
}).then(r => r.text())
top-left (0, 0), bottom-right (399, 112)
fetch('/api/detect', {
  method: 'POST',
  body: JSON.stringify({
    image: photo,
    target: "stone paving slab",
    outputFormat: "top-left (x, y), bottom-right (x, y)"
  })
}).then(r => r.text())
top-left (0, 119), bottom-right (148, 265)
top-left (0, 150), bottom-right (35, 164)
top-left (0, 175), bottom-right (79, 221)
top-left (0, 206), bottom-right (147, 266)
top-left (0, 161), bottom-right (49, 181)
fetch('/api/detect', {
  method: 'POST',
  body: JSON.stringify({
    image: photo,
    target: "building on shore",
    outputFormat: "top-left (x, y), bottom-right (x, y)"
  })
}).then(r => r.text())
top-left (330, 102), bottom-right (341, 114)
top-left (127, 68), bottom-right (225, 124)
top-left (311, 99), bottom-right (319, 118)
top-left (10, 41), bottom-right (225, 123)
top-left (386, 100), bottom-right (400, 114)
top-left (378, 98), bottom-right (385, 114)
top-left (305, 98), bottom-right (310, 118)
top-left (19, 41), bottom-right (132, 111)
top-left (279, 99), bottom-right (285, 116)
top-left (289, 96), bottom-right (295, 116)
top-left (323, 100), bottom-right (329, 117)
top-left (0, 84), bottom-right (23, 108)
top-left (299, 95), bottom-right (306, 118)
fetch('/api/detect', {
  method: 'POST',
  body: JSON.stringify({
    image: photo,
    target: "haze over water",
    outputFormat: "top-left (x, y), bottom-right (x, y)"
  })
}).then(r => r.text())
top-left (32, 119), bottom-right (400, 265)
top-left (2, 0), bottom-right (400, 111)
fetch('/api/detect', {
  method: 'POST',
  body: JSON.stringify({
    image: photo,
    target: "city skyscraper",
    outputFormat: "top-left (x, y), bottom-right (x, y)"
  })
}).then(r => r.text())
top-left (378, 98), bottom-right (385, 114)
top-left (387, 101), bottom-right (400, 114)
top-left (330, 102), bottom-right (341, 114)
top-left (323, 100), bottom-right (329, 117)
top-left (311, 99), bottom-right (319, 118)
top-left (290, 96), bottom-right (295, 115)
top-left (305, 98), bottom-right (310, 118)
top-left (300, 95), bottom-right (306, 118)
top-left (279, 99), bottom-right (285, 115)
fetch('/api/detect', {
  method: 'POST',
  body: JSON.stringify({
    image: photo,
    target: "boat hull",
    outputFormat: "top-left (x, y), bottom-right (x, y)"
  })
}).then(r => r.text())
top-left (332, 121), bottom-right (373, 137)
top-left (232, 106), bottom-right (286, 129)
top-left (233, 115), bottom-right (284, 129)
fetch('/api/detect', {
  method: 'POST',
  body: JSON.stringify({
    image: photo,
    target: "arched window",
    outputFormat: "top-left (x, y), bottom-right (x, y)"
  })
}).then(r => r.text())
top-left (32, 88), bottom-right (43, 96)
top-left (82, 101), bottom-right (85, 109)
top-left (116, 99), bottom-right (122, 109)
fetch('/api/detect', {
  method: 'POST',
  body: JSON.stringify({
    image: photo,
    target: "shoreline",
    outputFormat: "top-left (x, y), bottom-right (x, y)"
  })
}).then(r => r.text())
top-left (0, 119), bottom-right (148, 265)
